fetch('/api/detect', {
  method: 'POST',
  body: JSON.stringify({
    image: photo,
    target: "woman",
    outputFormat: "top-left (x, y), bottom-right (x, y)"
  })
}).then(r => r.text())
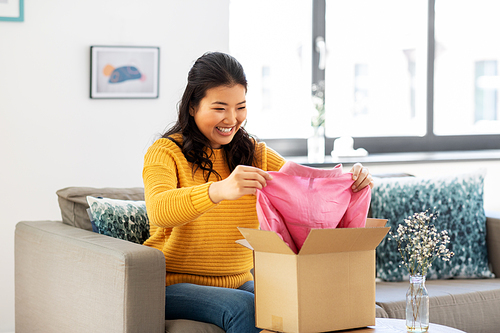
top-left (142, 52), bottom-right (373, 333)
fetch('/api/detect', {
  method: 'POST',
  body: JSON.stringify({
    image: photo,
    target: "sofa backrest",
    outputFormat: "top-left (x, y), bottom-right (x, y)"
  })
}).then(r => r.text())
top-left (486, 213), bottom-right (500, 277)
top-left (55, 173), bottom-right (413, 230)
top-left (56, 187), bottom-right (145, 231)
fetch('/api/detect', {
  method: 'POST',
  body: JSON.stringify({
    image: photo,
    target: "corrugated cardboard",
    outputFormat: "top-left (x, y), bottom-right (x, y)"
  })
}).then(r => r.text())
top-left (237, 218), bottom-right (389, 333)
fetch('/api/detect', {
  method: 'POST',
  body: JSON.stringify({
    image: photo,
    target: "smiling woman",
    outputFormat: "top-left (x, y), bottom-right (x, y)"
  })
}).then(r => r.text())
top-left (190, 85), bottom-right (247, 149)
top-left (161, 52), bottom-right (257, 182)
top-left (142, 51), bottom-right (373, 333)
top-left (144, 52), bottom-right (276, 333)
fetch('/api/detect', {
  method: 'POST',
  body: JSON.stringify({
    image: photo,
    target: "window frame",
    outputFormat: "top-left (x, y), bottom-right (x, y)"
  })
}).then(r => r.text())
top-left (262, 0), bottom-right (500, 157)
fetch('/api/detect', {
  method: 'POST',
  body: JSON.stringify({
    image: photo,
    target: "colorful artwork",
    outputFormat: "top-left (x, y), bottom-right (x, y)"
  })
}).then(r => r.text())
top-left (103, 64), bottom-right (146, 84)
top-left (90, 46), bottom-right (159, 98)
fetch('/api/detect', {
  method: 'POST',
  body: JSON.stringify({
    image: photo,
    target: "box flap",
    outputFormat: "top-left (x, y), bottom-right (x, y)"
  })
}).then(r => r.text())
top-left (365, 218), bottom-right (387, 227)
top-left (235, 239), bottom-right (253, 250)
top-left (238, 227), bottom-right (296, 255)
top-left (299, 227), bottom-right (390, 255)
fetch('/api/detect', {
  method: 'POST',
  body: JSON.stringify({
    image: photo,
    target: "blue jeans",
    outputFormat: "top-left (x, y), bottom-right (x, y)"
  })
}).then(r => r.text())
top-left (165, 281), bottom-right (262, 333)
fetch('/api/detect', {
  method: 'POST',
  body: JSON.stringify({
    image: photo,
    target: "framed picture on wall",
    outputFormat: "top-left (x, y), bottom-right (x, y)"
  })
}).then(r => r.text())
top-left (0, 0), bottom-right (24, 21)
top-left (90, 46), bottom-right (160, 99)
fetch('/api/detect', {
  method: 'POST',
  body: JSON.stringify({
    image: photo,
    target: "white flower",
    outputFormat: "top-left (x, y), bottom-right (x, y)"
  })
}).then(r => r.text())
top-left (389, 209), bottom-right (454, 277)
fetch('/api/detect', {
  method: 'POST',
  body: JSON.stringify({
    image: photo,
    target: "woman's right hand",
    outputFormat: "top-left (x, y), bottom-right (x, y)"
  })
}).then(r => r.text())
top-left (209, 165), bottom-right (273, 203)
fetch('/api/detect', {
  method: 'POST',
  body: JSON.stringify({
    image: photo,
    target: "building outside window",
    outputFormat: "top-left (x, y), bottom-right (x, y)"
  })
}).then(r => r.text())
top-left (475, 60), bottom-right (498, 123)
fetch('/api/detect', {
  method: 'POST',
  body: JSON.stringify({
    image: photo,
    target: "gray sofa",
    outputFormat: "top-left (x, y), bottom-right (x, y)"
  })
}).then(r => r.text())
top-left (14, 186), bottom-right (500, 333)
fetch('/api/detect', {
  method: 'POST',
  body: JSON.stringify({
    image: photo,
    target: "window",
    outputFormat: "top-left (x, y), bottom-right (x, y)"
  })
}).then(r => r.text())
top-left (324, 0), bottom-right (427, 139)
top-left (229, 0), bottom-right (312, 139)
top-left (433, 0), bottom-right (500, 135)
top-left (229, 0), bottom-right (500, 156)
top-left (475, 60), bottom-right (498, 123)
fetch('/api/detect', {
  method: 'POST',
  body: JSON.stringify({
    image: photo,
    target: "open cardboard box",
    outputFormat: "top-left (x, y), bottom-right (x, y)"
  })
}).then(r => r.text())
top-left (237, 218), bottom-right (389, 333)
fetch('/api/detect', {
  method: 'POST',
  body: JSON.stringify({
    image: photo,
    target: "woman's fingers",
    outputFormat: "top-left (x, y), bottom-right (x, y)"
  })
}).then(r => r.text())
top-left (353, 174), bottom-right (374, 192)
top-left (238, 166), bottom-right (273, 188)
top-left (240, 166), bottom-right (273, 180)
top-left (209, 166), bottom-right (273, 203)
top-left (349, 163), bottom-right (362, 176)
top-left (349, 163), bottom-right (374, 192)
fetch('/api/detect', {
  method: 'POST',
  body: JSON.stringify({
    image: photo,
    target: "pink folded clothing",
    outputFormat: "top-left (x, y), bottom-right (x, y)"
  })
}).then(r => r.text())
top-left (256, 161), bottom-right (371, 253)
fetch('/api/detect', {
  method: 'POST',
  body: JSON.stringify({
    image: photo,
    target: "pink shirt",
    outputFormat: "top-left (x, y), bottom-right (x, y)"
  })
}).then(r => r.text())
top-left (256, 161), bottom-right (371, 253)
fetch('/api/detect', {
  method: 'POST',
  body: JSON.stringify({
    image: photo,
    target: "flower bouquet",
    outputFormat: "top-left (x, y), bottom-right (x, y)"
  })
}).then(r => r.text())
top-left (388, 209), bottom-right (454, 333)
top-left (311, 80), bottom-right (325, 130)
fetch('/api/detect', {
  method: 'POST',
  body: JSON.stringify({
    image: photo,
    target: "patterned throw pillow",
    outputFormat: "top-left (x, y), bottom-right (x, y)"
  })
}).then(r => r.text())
top-left (371, 170), bottom-right (494, 281)
top-left (86, 196), bottom-right (150, 244)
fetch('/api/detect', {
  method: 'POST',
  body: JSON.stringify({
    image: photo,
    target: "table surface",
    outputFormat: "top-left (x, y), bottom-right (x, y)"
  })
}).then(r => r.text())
top-left (335, 318), bottom-right (465, 333)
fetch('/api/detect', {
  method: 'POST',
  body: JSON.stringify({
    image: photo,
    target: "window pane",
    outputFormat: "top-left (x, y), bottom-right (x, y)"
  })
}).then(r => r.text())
top-left (229, 0), bottom-right (312, 139)
top-left (434, 0), bottom-right (500, 135)
top-left (324, 0), bottom-right (427, 138)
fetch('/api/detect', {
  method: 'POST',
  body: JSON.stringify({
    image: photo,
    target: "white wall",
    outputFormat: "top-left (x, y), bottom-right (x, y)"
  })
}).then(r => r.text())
top-left (0, 0), bottom-right (229, 331)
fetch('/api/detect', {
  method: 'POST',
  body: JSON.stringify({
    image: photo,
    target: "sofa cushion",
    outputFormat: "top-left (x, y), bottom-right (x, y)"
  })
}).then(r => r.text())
top-left (56, 187), bottom-right (145, 231)
top-left (164, 309), bottom-right (389, 332)
top-left (87, 196), bottom-right (150, 244)
top-left (165, 319), bottom-right (225, 333)
top-left (371, 170), bottom-right (494, 281)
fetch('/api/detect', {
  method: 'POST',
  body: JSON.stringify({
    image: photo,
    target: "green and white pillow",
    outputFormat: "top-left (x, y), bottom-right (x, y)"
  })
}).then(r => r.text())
top-left (371, 170), bottom-right (494, 281)
top-left (86, 196), bottom-right (150, 244)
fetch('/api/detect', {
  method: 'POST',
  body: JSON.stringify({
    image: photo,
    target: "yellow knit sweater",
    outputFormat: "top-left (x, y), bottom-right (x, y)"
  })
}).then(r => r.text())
top-left (142, 135), bottom-right (285, 288)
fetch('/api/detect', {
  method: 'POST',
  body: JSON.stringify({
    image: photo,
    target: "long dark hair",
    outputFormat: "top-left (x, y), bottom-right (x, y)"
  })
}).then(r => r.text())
top-left (163, 52), bottom-right (257, 181)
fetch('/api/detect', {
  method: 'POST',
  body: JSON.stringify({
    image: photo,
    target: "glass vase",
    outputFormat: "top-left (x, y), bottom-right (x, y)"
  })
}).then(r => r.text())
top-left (307, 126), bottom-right (325, 163)
top-left (406, 275), bottom-right (429, 333)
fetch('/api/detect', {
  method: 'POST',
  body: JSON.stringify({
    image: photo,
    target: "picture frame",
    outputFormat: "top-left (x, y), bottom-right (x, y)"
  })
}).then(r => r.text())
top-left (90, 46), bottom-right (160, 99)
top-left (0, 0), bottom-right (24, 22)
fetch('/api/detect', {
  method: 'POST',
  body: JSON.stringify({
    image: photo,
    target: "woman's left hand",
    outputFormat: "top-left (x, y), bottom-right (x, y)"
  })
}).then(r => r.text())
top-left (349, 163), bottom-right (374, 192)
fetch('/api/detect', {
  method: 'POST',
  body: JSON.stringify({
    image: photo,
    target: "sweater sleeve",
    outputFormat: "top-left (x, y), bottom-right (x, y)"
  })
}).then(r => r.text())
top-left (256, 141), bottom-right (286, 172)
top-left (142, 140), bottom-right (218, 228)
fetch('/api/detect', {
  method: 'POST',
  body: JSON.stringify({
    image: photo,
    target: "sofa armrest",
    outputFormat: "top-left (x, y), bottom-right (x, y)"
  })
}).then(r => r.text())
top-left (15, 221), bottom-right (166, 333)
top-left (486, 211), bottom-right (500, 277)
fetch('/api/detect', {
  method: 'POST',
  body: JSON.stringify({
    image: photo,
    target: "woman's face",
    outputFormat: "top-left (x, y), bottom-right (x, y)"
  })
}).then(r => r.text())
top-left (191, 84), bottom-right (247, 149)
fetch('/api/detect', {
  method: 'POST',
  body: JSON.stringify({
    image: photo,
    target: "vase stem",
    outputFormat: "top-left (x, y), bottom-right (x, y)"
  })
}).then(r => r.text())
top-left (406, 275), bottom-right (429, 333)
top-left (307, 126), bottom-right (325, 163)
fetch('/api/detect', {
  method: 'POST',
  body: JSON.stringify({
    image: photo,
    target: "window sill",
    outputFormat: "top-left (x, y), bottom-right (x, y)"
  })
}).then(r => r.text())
top-left (288, 149), bottom-right (500, 168)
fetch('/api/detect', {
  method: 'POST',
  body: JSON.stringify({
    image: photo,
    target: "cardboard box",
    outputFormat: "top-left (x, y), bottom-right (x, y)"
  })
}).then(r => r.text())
top-left (237, 219), bottom-right (389, 333)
